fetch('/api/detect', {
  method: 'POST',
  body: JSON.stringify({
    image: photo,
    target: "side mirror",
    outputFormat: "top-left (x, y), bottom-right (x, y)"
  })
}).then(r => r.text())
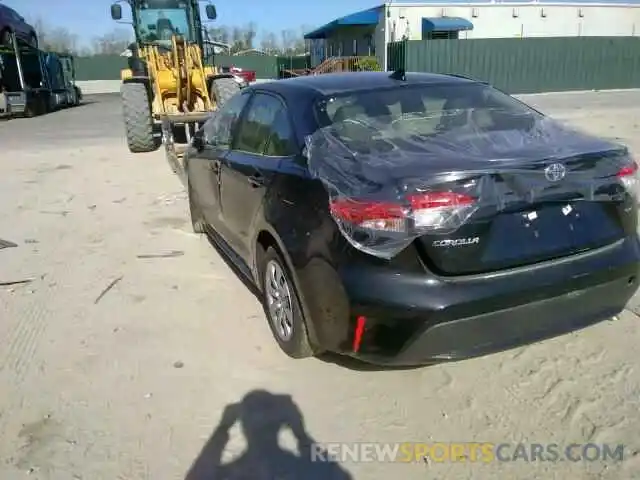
top-left (205, 4), bottom-right (217, 20)
top-left (110, 3), bottom-right (122, 20)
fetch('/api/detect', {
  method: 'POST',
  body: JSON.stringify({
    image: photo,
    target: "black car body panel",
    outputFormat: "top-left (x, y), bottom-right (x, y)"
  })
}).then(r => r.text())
top-left (186, 72), bottom-right (640, 365)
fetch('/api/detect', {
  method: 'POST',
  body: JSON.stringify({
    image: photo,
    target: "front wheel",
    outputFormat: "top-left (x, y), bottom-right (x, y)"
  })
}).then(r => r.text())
top-left (120, 82), bottom-right (158, 153)
top-left (259, 247), bottom-right (315, 359)
top-left (210, 77), bottom-right (240, 109)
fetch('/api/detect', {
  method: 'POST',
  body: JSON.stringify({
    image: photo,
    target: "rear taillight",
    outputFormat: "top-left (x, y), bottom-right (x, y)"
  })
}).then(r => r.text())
top-left (330, 191), bottom-right (477, 233)
top-left (409, 192), bottom-right (476, 230)
top-left (617, 159), bottom-right (639, 201)
top-left (329, 199), bottom-right (405, 232)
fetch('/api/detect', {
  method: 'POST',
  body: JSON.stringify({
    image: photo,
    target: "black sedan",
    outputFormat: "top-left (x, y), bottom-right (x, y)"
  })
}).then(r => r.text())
top-left (185, 71), bottom-right (640, 366)
top-left (0, 4), bottom-right (38, 47)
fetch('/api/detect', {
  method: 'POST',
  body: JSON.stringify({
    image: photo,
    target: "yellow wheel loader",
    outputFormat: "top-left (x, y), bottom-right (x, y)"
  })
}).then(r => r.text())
top-left (110, 0), bottom-right (240, 168)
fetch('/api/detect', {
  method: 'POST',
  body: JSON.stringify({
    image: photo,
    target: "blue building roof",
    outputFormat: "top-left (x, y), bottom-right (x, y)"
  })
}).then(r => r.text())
top-left (422, 16), bottom-right (474, 32)
top-left (304, 7), bottom-right (381, 39)
top-left (304, 0), bottom-right (639, 40)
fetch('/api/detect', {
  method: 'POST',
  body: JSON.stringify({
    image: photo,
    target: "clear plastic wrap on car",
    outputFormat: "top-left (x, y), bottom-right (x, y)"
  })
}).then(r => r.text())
top-left (306, 115), bottom-right (637, 259)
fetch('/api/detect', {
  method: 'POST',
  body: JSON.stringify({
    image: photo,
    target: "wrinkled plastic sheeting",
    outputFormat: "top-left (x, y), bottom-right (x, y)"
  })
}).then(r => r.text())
top-left (306, 115), bottom-right (632, 259)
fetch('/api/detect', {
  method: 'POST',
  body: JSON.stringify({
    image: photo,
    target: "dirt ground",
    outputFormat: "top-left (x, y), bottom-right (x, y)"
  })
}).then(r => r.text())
top-left (1, 90), bottom-right (640, 480)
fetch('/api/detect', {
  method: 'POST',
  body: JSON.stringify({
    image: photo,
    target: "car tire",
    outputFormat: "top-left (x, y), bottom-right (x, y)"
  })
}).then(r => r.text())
top-left (210, 77), bottom-right (240, 108)
top-left (259, 246), bottom-right (315, 359)
top-left (187, 167), bottom-right (207, 234)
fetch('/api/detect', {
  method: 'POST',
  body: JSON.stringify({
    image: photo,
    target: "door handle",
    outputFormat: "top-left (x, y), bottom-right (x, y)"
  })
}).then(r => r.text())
top-left (247, 174), bottom-right (264, 188)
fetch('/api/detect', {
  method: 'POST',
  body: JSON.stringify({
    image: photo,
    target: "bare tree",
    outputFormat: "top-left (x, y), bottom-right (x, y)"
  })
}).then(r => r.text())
top-left (30, 18), bottom-right (79, 53)
top-left (242, 22), bottom-right (257, 51)
top-left (279, 29), bottom-right (305, 55)
top-left (260, 31), bottom-right (279, 55)
top-left (92, 28), bottom-right (133, 55)
top-left (279, 29), bottom-right (294, 54)
top-left (218, 24), bottom-right (257, 54)
top-left (229, 26), bottom-right (246, 53)
top-left (208, 26), bottom-right (231, 45)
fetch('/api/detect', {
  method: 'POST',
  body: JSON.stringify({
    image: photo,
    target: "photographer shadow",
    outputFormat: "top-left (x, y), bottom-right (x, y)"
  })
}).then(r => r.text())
top-left (185, 389), bottom-right (353, 480)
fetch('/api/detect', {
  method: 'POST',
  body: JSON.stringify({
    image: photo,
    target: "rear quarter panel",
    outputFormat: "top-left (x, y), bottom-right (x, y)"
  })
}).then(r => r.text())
top-left (251, 164), bottom-right (350, 345)
top-left (253, 160), bottom-right (425, 349)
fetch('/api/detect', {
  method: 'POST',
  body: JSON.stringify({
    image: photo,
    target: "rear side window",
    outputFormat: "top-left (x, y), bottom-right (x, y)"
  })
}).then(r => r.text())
top-left (234, 93), bottom-right (295, 156)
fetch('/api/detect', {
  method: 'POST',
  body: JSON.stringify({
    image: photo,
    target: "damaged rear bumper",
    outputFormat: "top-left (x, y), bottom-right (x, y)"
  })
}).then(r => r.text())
top-left (303, 237), bottom-right (640, 366)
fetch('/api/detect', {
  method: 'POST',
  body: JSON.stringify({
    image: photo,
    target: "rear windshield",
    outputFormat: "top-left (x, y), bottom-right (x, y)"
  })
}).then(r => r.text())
top-left (313, 82), bottom-right (541, 144)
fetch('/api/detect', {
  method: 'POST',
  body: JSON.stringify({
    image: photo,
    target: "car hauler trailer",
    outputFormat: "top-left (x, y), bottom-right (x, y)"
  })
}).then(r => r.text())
top-left (0, 31), bottom-right (81, 118)
top-left (0, 31), bottom-right (50, 117)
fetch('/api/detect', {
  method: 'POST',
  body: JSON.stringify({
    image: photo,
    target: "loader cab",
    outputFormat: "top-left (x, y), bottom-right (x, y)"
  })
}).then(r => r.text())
top-left (111, 0), bottom-right (216, 48)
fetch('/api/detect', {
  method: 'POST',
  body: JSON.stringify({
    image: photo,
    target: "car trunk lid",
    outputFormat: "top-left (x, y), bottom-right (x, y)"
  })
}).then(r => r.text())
top-left (308, 117), bottom-right (639, 273)
top-left (413, 148), bottom-right (638, 275)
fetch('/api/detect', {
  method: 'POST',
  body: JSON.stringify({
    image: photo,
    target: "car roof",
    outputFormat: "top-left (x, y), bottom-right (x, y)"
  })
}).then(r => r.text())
top-left (249, 71), bottom-right (479, 97)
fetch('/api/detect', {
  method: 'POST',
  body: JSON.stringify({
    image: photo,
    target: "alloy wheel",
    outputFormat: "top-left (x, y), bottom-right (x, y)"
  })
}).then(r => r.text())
top-left (264, 259), bottom-right (294, 341)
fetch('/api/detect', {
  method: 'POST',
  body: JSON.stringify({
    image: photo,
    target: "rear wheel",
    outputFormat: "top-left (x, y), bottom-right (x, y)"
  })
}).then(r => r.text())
top-left (210, 77), bottom-right (240, 109)
top-left (23, 95), bottom-right (45, 118)
top-left (259, 247), bottom-right (315, 359)
top-left (120, 82), bottom-right (158, 153)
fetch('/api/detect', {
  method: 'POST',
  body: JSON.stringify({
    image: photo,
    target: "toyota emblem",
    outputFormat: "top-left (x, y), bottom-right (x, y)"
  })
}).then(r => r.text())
top-left (544, 163), bottom-right (566, 182)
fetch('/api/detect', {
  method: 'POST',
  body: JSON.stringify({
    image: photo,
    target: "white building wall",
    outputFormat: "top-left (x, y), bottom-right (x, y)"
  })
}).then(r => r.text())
top-left (386, 4), bottom-right (640, 40)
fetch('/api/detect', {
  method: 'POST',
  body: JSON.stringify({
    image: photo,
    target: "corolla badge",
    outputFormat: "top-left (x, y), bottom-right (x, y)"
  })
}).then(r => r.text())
top-left (432, 237), bottom-right (480, 247)
top-left (544, 163), bottom-right (566, 182)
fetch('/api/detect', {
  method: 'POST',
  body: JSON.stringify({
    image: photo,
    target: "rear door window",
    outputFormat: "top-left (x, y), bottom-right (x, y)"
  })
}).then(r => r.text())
top-left (204, 91), bottom-right (250, 148)
top-left (234, 92), bottom-right (294, 156)
top-left (264, 107), bottom-right (295, 156)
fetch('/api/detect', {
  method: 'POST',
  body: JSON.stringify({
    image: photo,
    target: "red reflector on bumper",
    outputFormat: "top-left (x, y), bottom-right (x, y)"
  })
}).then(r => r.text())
top-left (352, 316), bottom-right (366, 353)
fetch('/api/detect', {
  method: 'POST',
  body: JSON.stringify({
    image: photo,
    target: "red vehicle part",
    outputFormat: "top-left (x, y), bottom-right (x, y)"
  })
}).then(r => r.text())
top-left (227, 66), bottom-right (256, 83)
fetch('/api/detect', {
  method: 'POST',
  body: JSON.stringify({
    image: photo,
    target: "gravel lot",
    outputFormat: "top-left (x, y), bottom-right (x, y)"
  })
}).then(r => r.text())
top-left (1, 91), bottom-right (640, 480)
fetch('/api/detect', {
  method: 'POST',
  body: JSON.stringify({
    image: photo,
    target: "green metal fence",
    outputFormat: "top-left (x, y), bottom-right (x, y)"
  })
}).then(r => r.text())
top-left (212, 55), bottom-right (308, 78)
top-left (75, 55), bottom-right (128, 81)
top-left (388, 37), bottom-right (640, 94)
top-left (73, 53), bottom-right (310, 81)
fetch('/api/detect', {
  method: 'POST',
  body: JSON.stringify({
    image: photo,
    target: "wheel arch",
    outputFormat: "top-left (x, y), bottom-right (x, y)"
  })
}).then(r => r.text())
top-left (121, 76), bottom-right (153, 106)
top-left (122, 76), bottom-right (150, 87)
top-left (253, 227), bottom-right (321, 348)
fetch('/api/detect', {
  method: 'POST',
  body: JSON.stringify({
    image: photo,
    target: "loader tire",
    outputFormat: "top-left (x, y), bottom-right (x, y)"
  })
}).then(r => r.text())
top-left (211, 77), bottom-right (240, 108)
top-left (121, 82), bottom-right (158, 153)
